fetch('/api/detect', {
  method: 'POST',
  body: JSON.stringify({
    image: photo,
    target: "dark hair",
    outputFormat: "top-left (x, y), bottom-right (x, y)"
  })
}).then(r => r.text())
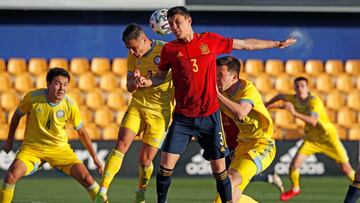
top-left (122, 23), bottom-right (145, 42)
top-left (46, 67), bottom-right (70, 84)
top-left (167, 6), bottom-right (190, 19)
top-left (294, 76), bottom-right (308, 84)
top-left (216, 56), bottom-right (241, 75)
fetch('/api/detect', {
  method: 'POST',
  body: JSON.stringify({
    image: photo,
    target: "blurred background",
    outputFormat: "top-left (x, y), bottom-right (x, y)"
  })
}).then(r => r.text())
top-left (0, 0), bottom-right (360, 202)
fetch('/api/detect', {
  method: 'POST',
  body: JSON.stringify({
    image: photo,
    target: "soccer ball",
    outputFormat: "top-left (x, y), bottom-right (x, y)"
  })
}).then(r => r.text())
top-left (149, 9), bottom-right (172, 35)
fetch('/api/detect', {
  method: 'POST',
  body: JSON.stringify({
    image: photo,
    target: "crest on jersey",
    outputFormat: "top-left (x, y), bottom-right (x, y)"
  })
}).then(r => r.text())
top-left (153, 55), bottom-right (161, 65)
top-left (200, 43), bottom-right (210, 54)
top-left (56, 110), bottom-right (65, 118)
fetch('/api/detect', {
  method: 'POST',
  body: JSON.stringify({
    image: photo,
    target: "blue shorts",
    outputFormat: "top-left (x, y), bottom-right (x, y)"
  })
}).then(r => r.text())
top-left (162, 110), bottom-right (228, 161)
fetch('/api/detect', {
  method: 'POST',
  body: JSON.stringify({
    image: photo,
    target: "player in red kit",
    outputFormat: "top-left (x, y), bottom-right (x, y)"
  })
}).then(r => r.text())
top-left (137, 6), bottom-right (296, 203)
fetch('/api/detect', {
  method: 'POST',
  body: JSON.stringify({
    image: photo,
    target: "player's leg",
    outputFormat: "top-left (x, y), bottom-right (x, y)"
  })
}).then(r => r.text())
top-left (0, 160), bottom-right (27, 203)
top-left (68, 163), bottom-right (100, 201)
top-left (156, 152), bottom-right (180, 203)
top-left (97, 108), bottom-right (143, 201)
top-left (280, 153), bottom-right (307, 201)
top-left (156, 113), bottom-right (193, 203)
top-left (344, 165), bottom-right (360, 203)
top-left (48, 145), bottom-right (100, 202)
top-left (1, 147), bottom-right (43, 203)
top-left (135, 143), bottom-right (158, 203)
top-left (134, 111), bottom-right (170, 203)
top-left (198, 110), bottom-right (231, 203)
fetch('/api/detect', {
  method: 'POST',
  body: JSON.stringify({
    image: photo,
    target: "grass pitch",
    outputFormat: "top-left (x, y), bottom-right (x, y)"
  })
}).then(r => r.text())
top-left (11, 176), bottom-right (349, 203)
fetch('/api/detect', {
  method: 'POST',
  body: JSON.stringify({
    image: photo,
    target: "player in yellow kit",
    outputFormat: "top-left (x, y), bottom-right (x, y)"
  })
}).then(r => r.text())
top-left (266, 76), bottom-right (355, 201)
top-left (0, 68), bottom-right (103, 203)
top-left (214, 56), bottom-right (276, 202)
top-left (95, 23), bottom-right (173, 203)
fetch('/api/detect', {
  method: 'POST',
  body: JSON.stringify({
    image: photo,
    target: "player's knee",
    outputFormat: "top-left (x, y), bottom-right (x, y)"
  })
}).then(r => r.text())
top-left (158, 166), bottom-right (173, 177)
top-left (4, 171), bottom-right (20, 184)
top-left (115, 141), bottom-right (130, 153)
top-left (228, 170), bottom-right (242, 187)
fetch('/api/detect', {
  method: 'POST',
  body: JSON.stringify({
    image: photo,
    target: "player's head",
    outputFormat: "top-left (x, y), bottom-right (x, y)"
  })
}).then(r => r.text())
top-left (294, 76), bottom-right (309, 98)
top-left (46, 67), bottom-right (70, 101)
top-left (122, 23), bottom-right (150, 58)
top-left (216, 56), bottom-right (241, 92)
top-left (167, 6), bottom-right (192, 40)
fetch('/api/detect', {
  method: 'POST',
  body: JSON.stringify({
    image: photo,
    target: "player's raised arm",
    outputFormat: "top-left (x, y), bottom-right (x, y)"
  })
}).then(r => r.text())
top-left (1, 111), bottom-right (23, 153)
top-left (217, 92), bottom-right (252, 122)
top-left (77, 126), bottom-right (104, 175)
top-left (265, 93), bottom-right (286, 109)
top-left (233, 37), bottom-right (297, 50)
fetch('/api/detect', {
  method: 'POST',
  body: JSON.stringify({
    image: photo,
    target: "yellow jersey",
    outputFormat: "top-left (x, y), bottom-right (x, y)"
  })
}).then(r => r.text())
top-left (283, 93), bottom-right (338, 142)
top-left (17, 88), bottom-right (83, 148)
top-left (220, 80), bottom-right (274, 141)
top-left (127, 40), bottom-right (173, 113)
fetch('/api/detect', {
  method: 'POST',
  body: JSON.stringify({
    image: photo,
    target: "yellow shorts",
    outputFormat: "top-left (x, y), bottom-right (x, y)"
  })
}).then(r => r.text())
top-left (298, 139), bottom-right (349, 163)
top-left (16, 144), bottom-right (82, 176)
top-left (230, 139), bottom-right (276, 191)
top-left (120, 105), bottom-right (170, 148)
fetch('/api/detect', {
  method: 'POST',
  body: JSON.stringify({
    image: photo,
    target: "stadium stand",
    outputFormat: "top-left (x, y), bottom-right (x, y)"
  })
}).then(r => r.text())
top-left (14, 72), bottom-right (34, 93)
top-left (112, 57), bottom-right (128, 77)
top-left (345, 59), bottom-right (360, 75)
top-left (1, 58), bottom-right (359, 141)
top-left (78, 72), bottom-right (97, 91)
top-left (0, 58), bottom-right (5, 72)
top-left (28, 58), bottom-right (48, 76)
top-left (49, 58), bottom-right (69, 70)
top-left (348, 126), bottom-right (360, 140)
top-left (325, 59), bottom-right (344, 75)
top-left (285, 59), bottom-right (304, 76)
top-left (0, 72), bottom-right (13, 92)
top-left (99, 72), bottom-right (118, 91)
top-left (245, 59), bottom-right (264, 76)
top-left (91, 57), bottom-right (111, 75)
top-left (265, 59), bottom-right (284, 76)
top-left (70, 57), bottom-right (90, 75)
top-left (305, 60), bottom-right (324, 76)
top-left (7, 58), bottom-right (26, 75)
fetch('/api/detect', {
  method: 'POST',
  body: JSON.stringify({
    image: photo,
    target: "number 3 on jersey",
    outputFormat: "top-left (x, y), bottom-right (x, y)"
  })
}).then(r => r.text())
top-left (191, 59), bottom-right (198, 72)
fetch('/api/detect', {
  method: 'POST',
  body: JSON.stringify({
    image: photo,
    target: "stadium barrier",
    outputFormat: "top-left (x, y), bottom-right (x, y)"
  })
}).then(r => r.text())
top-left (0, 140), bottom-right (358, 177)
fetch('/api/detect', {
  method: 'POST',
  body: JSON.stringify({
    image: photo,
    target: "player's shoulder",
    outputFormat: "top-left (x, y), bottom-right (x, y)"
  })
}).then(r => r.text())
top-left (25, 88), bottom-right (46, 101)
top-left (308, 92), bottom-right (322, 103)
top-left (64, 94), bottom-right (77, 107)
top-left (154, 40), bottom-right (167, 46)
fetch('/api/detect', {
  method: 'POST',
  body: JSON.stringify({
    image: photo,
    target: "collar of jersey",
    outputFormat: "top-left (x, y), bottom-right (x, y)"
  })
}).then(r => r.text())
top-left (45, 89), bottom-right (61, 107)
top-left (143, 40), bottom-right (156, 58)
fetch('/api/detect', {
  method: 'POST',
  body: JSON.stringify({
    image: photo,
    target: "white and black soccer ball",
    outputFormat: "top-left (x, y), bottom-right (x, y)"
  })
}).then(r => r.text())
top-left (149, 9), bottom-right (172, 35)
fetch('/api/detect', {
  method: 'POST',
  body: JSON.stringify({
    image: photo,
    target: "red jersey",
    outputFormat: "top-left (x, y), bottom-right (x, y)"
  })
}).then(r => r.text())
top-left (158, 32), bottom-right (233, 117)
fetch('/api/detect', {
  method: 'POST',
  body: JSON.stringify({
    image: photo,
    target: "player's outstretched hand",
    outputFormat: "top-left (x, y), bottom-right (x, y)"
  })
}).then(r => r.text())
top-left (278, 37), bottom-right (297, 49)
top-left (93, 158), bottom-right (104, 175)
top-left (283, 101), bottom-right (296, 114)
top-left (1, 141), bottom-right (13, 154)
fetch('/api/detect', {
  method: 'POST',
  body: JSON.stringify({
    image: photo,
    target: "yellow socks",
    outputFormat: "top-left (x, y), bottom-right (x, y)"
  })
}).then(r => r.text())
top-left (289, 168), bottom-right (300, 191)
top-left (86, 182), bottom-right (100, 200)
top-left (138, 162), bottom-right (154, 190)
top-left (0, 183), bottom-right (15, 203)
top-left (100, 149), bottom-right (125, 189)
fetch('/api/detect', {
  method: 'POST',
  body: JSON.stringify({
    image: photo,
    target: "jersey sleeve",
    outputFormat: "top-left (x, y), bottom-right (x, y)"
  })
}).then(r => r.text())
top-left (209, 32), bottom-right (233, 54)
top-left (67, 98), bottom-right (83, 130)
top-left (17, 92), bottom-right (32, 116)
top-left (158, 45), bottom-right (171, 71)
top-left (308, 97), bottom-right (322, 118)
top-left (238, 83), bottom-right (259, 106)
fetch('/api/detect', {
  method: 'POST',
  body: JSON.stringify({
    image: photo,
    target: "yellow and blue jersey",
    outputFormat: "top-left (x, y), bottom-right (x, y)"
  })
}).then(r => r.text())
top-left (127, 40), bottom-right (173, 113)
top-left (220, 79), bottom-right (274, 141)
top-left (17, 88), bottom-right (83, 148)
top-left (283, 93), bottom-right (338, 142)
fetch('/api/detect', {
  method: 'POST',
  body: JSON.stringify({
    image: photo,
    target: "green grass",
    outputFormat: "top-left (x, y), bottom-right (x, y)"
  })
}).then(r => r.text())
top-left (11, 176), bottom-right (349, 203)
